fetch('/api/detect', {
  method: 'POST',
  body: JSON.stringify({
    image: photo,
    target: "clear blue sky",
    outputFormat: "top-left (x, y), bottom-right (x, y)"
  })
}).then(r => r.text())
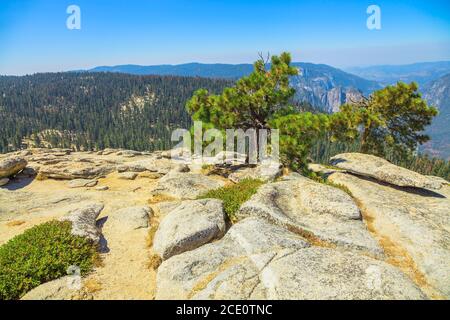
top-left (1, 0), bottom-right (449, 75)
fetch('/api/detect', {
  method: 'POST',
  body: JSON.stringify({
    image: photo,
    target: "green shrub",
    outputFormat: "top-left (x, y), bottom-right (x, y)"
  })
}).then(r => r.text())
top-left (307, 171), bottom-right (354, 198)
top-left (0, 220), bottom-right (98, 300)
top-left (199, 179), bottom-right (264, 223)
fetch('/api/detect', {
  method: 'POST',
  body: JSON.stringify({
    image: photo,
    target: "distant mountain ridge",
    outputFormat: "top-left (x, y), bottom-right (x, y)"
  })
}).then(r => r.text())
top-left (345, 61), bottom-right (450, 86)
top-left (90, 63), bottom-right (254, 79)
top-left (86, 62), bottom-right (382, 113)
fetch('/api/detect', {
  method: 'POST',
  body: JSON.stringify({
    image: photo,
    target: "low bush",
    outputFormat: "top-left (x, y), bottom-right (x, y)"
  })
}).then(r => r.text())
top-left (199, 179), bottom-right (264, 223)
top-left (0, 220), bottom-right (98, 300)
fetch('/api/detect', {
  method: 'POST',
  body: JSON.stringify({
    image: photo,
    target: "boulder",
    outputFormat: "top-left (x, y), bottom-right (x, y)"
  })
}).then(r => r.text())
top-left (153, 199), bottom-right (227, 260)
top-left (156, 218), bottom-right (424, 300)
top-left (138, 172), bottom-right (163, 179)
top-left (330, 153), bottom-right (442, 190)
top-left (99, 148), bottom-right (119, 156)
top-left (117, 163), bottom-right (148, 173)
top-left (108, 206), bottom-right (152, 231)
top-left (60, 203), bottom-right (104, 244)
top-left (0, 156), bottom-right (27, 179)
top-left (39, 162), bottom-right (115, 180)
top-left (161, 147), bottom-right (191, 159)
top-left (67, 179), bottom-right (98, 188)
top-left (21, 276), bottom-right (88, 300)
top-left (329, 171), bottom-right (450, 298)
top-left (118, 172), bottom-right (138, 180)
top-left (116, 150), bottom-right (142, 157)
top-left (0, 178), bottom-right (9, 187)
top-left (307, 163), bottom-right (342, 176)
top-left (228, 159), bottom-right (282, 183)
top-left (237, 176), bottom-right (382, 256)
top-left (95, 186), bottom-right (109, 191)
top-left (280, 172), bottom-right (303, 181)
top-left (151, 173), bottom-right (225, 200)
top-left (18, 167), bottom-right (38, 177)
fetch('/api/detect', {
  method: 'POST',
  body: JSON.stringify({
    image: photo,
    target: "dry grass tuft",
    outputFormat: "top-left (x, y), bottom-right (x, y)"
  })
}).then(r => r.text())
top-left (146, 215), bottom-right (160, 249)
top-left (35, 173), bottom-right (48, 181)
top-left (83, 279), bottom-right (102, 293)
top-left (148, 194), bottom-right (176, 204)
top-left (147, 254), bottom-right (162, 270)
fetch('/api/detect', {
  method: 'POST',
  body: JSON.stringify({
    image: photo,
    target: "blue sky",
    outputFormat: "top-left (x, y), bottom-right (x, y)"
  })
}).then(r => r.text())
top-left (0, 0), bottom-right (449, 75)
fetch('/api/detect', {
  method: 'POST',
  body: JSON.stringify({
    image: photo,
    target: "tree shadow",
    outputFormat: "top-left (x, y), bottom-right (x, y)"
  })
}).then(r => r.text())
top-left (349, 173), bottom-right (447, 199)
top-left (1, 176), bottom-right (36, 191)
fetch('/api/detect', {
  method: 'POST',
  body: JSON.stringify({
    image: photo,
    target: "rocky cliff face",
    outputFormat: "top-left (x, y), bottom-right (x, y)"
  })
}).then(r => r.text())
top-left (291, 72), bottom-right (367, 113)
top-left (422, 73), bottom-right (450, 160)
top-left (0, 148), bottom-right (448, 300)
top-left (289, 63), bottom-right (380, 113)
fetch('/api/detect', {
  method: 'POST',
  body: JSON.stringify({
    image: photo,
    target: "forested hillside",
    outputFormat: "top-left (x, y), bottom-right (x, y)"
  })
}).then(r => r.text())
top-left (86, 62), bottom-right (381, 113)
top-left (0, 73), bottom-right (231, 153)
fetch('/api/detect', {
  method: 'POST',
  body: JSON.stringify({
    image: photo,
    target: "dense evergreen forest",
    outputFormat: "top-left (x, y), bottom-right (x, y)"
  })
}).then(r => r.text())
top-left (0, 72), bottom-right (232, 152)
top-left (0, 72), bottom-right (448, 180)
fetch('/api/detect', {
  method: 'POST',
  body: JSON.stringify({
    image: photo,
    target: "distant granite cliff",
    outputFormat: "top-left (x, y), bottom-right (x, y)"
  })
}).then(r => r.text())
top-left (422, 73), bottom-right (450, 159)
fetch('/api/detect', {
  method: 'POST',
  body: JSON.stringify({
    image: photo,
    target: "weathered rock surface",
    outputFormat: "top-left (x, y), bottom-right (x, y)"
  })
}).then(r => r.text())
top-left (0, 156), bottom-right (27, 179)
top-left (116, 150), bottom-right (142, 157)
top-left (427, 175), bottom-right (449, 185)
top-left (117, 164), bottom-right (147, 173)
top-left (39, 162), bottom-right (115, 180)
top-left (330, 153), bottom-right (442, 190)
top-left (229, 159), bottom-right (282, 183)
top-left (329, 171), bottom-right (450, 298)
top-left (2, 148), bottom-right (447, 300)
top-left (118, 172), bottom-right (138, 180)
top-left (108, 206), bottom-right (152, 231)
top-left (156, 218), bottom-right (424, 300)
top-left (308, 163), bottom-right (343, 176)
top-left (18, 167), bottom-right (38, 178)
top-left (0, 178), bottom-right (9, 187)
top-left (153, 199), bottom-right (227, 260)
top-left (21, 276), bottom-right (89, 300)
top-left (60, 203), bottom-right (104, 243)
top-left (67, 179), bottom-right (98, 188)
top-left (151, 172), bottom-right (225, 200)
top-left (237, 176), bottom-right (382, 256)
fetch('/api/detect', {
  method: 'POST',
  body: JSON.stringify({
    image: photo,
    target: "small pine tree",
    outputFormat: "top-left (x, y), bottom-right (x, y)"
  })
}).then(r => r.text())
top-left (338, 82), bottom-right (438, 159)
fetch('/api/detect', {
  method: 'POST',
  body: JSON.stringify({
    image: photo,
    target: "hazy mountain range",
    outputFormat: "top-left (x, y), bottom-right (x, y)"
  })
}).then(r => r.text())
top-left (345, 61), bottom-right (450, 86)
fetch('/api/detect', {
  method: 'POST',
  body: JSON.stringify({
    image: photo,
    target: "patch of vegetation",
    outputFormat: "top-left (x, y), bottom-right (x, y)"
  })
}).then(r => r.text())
top-left (307, 171), bottom-right (354, 198)
top-left (198, 179), bottom-right (264, 223)
top-left (0, 220), bottom-right (98, 300)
